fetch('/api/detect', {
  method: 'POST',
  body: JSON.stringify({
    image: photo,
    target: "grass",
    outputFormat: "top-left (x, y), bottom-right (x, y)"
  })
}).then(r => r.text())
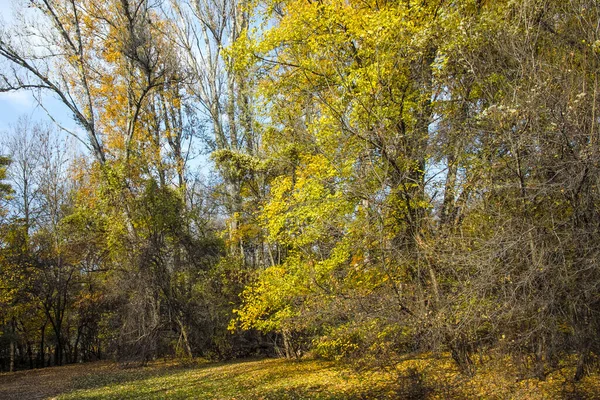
top-left (59, 358), bottom-right (395, 400)
top-left (1, 354), bottom-right (599, 399)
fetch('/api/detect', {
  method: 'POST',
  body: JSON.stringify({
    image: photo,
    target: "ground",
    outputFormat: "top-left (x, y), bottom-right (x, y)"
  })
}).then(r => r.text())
top-left (0, 358), bottom-right (393, 400)
top-left (0, 355), bottom-right (599, 399)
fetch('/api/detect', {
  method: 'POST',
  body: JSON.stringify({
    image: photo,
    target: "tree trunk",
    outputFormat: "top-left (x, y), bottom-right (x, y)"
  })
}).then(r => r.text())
top-left (176, 317), bottom-right (193, 358)
top-left (38, 321), bottom-right (46, 368)
top-left (9, 318), bottom-right (16, 372)
top-left (26, 342), bottom-right (33, 369)
top-left (73, 325), bottom-right (83, 363)
top-left (282, 330), bottom-right (298, 359)
top-left (574, 347), bottom-right (590, 381)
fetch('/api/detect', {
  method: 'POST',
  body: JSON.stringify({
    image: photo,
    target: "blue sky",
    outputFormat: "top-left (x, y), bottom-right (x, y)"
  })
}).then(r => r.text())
top-left (0, 0), bottom-right (77, 134)
top-left (0, 0), bottom-right (65, 133)
top-left (0, 0), bottom-right (26, 132)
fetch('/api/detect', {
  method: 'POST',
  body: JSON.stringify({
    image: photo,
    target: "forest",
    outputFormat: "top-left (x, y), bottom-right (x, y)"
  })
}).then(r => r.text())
top-left (0, 0), bottom-right (599, 393)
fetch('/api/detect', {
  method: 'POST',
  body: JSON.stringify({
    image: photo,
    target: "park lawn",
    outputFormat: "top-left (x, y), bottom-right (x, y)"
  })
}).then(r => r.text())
top-left (0, 355), bottom-right (599, 399)
top-left (57, 358), bottom-right (395, 400)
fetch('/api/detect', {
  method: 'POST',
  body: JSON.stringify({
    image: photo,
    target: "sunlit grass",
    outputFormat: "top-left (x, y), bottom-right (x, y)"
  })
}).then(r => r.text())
top-left (58, 358), bottom-right (395, 400)
top-left (46, 355), bottom-right (600, 399)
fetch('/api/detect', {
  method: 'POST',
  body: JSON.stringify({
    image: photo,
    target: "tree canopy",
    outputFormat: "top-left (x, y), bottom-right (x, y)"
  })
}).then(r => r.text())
top-left (0, 0), bottom-right (599, 386)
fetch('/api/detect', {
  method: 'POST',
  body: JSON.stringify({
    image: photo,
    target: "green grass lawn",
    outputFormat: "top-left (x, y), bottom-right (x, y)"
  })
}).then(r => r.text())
top-left (58, 358), bottom-right (395, 400)
top-left (1, 355), bottom-right (599, 399)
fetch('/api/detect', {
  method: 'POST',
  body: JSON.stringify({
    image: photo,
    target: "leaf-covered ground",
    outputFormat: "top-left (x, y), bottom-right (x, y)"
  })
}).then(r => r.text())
top-left (0, 358), bottom-right (394, 400)
top-left (0, 356), bottom-right (599, 399)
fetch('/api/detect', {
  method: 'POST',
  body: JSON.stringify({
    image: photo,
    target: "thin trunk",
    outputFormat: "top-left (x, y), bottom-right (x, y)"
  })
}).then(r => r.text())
top-left (38, 321), bottom-right (46, 368)
top-left (27, 342), bottom-right (33, 369)
top-left (440, 152), bottom-right (458, 226)
top-left (73, 326), bottom-right (83, 363)
top-left (176, 317), bottom-right (193, 358)
top-left (9, 318), bottom-right (16, 372)
top-left (55, 342), bottom-right (62, 366)
top-left (282, 330), bottom-right (292, 359)
top-left (574, 348), bottom-right (590, 381)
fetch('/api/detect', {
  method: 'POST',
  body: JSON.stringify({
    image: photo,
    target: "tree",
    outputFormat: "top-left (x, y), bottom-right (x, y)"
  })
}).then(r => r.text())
top-left (171, 0), bottom-right (265, 263)
top-left (0, 155), bottom-right (10, 215)
top-left (0, 0), bottom-right (105, 163)
top-left (1, 118), bottom-right (44, 371)
top-left (1, 0), bottom-right (599, 385)
top-left (232, 0), bottom-right (600, 380)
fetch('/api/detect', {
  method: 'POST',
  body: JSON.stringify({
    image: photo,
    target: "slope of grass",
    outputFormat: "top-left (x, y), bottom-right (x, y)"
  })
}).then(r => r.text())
top-left (1, 355), bottom-right (599, 399)
top-left (57, 355), bottom-right (600, 400)
top-left (58, 358), bottom-right (394, 400)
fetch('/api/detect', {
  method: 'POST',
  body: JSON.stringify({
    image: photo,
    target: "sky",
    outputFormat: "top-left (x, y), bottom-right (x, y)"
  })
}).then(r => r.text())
top-left (0, 0), bottom-right (78, 136)
top-left (0, 0), bottom-right (27, 133)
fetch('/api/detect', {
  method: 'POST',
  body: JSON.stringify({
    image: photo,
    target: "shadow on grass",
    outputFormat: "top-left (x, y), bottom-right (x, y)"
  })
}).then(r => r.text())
top-left (70, 363), bottom-right (185, 391)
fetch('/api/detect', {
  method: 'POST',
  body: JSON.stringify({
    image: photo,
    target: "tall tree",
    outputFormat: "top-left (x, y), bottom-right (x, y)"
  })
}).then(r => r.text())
top-left (171, 0), bottom-right (265, 262)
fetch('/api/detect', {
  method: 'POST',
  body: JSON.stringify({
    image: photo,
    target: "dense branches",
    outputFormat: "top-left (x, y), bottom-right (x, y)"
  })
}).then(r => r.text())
top-left (1, 0), bottom-right (599, 387)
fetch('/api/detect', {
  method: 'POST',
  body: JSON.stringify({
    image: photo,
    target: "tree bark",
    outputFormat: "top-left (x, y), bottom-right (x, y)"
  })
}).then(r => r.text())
top-left (9, 318), bottom-right (16, 372)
